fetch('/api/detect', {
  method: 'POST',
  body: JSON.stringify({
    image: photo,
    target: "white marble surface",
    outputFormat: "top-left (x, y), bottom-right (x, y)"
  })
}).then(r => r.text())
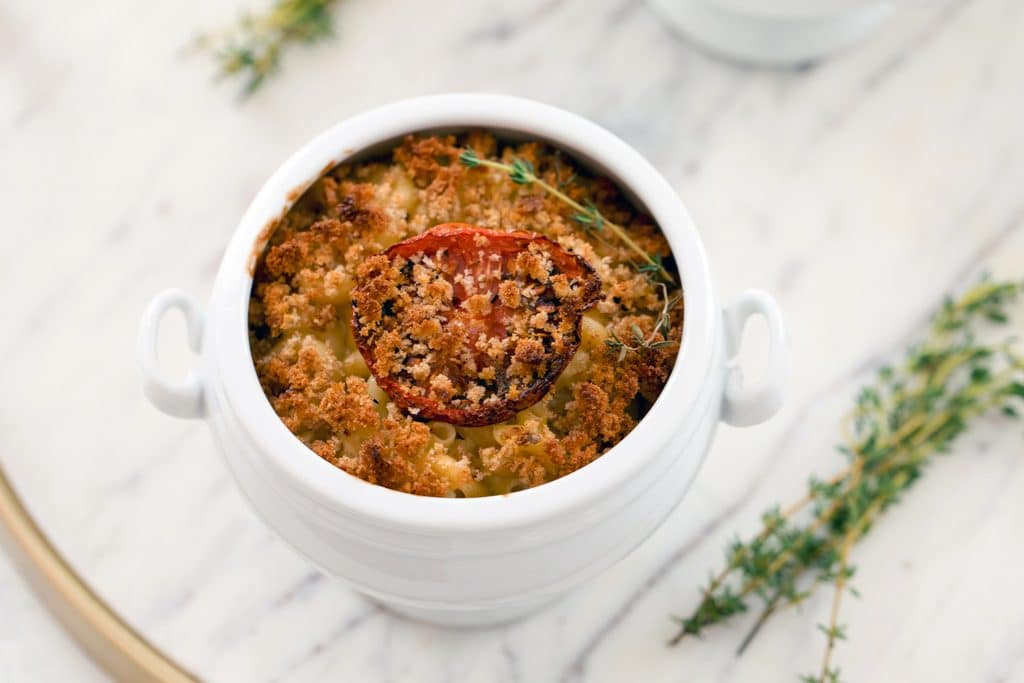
top-left (3, 0), bottom-right (1024, 681)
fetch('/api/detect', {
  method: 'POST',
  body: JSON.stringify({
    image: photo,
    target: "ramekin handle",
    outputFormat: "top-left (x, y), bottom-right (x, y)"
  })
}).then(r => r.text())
top-left (721, 289), bottom-right (788, 427)
top-left (137, 290), bottom-right (206, 419)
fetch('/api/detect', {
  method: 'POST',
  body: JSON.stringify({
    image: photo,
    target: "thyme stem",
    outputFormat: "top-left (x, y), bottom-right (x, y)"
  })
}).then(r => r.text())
top-left (459, 151), bottom-right (675, 284)
top-left (817, 456), bottom-right (863, 681)
top-left (736, 590), bottom-right (783, 656)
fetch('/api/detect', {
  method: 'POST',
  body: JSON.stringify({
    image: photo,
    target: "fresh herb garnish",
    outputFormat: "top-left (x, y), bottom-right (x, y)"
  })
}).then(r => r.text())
top-left (604, 283), bottom-right (681, 361)
top-left (195, 0), bottom-right (339, 97)
top-left (459, 148), bottom-right (675, 284)
top-left (671, 277), bottom-right (1024, 683)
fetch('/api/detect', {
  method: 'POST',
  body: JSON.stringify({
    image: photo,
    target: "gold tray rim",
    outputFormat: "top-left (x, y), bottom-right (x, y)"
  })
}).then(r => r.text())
top-left (0, 462), bottom-right (199, 682)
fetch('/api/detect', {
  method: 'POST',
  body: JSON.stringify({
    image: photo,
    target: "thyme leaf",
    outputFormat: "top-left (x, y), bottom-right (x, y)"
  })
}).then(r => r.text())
top-left (604, 283), bottom-right (681, 360)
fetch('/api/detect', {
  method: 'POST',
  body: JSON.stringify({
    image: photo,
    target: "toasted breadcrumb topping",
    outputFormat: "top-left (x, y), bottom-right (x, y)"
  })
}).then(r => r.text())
top-left (249, 133), bottom-right (682, 497)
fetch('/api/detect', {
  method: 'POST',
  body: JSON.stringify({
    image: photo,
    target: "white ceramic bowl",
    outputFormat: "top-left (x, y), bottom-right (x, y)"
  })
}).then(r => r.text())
top-left (138, 94), bottom-right (788, 626)
top-left (648, 0), bottom-right (893, 66)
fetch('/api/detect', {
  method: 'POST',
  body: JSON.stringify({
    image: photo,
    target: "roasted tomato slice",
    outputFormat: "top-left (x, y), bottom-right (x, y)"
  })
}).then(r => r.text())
top-left (351, 223), bottom-right (602, 426)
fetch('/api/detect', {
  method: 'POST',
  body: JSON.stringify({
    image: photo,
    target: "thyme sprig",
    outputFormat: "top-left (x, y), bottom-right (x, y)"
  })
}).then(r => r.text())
top-left (459, 149), bottom-right (675, 284)
top-left (605, 283), bottom-right (681, 361)
top-left (671, 277), bottom-right (1024, 683)
top-left (195, 0), bottom-right (339, 97)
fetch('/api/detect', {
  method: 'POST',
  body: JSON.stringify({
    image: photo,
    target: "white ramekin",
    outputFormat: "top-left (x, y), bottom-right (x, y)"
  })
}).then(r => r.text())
top-left (137, 94), bottom-right (788, 626)
top-left (648, 0), bottom-right (893, 66)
